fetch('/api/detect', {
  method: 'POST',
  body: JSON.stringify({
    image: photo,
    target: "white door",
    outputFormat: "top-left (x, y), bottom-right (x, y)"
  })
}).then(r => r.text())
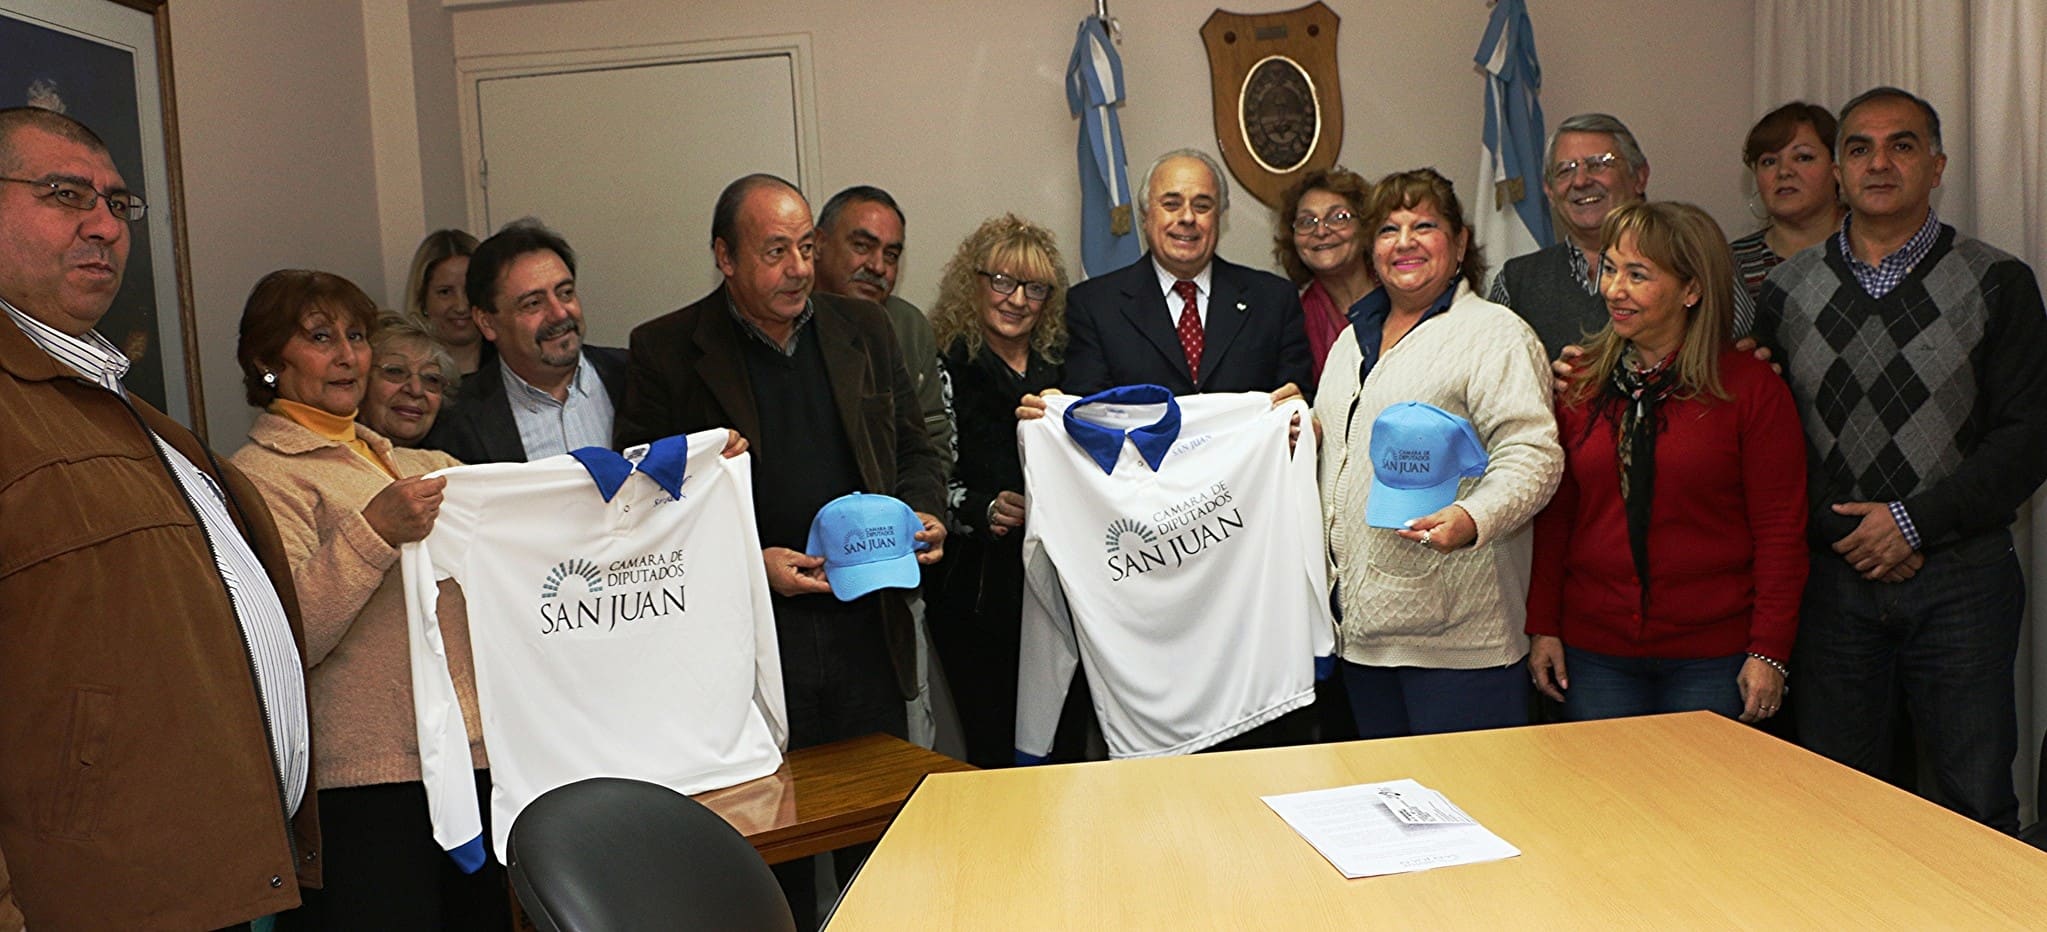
top-left (472, 52), bottom-right (806, 349)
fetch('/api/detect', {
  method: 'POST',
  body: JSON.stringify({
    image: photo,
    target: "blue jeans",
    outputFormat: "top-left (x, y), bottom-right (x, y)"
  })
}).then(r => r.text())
top-left (1793, 533), bottom-right (2024, 833)
top-left (1342, 659), bottom-right (1529, 740)
top-left (1558, 648), bottom-right (1745, 721)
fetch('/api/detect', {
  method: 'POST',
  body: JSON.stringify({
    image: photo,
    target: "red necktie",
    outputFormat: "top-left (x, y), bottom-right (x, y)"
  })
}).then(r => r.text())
top-left (1173, 279), bottom-right (1204, 382)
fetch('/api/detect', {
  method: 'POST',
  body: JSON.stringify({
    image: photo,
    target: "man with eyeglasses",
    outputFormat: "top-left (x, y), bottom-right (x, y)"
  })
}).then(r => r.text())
top-left (420, 219), bottom-right (628, 464)
top-left (0, 107), bottom-right (320, 930)
top-left (1489, 112), bottom-right (1755, 360)
top-left (615, 173), bottom-right (945, 931)
top-left (1061, 147), bottom-right (1312, 401)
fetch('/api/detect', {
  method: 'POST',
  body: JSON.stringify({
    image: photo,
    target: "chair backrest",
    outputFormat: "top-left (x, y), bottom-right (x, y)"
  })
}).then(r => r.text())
top-left (507, 776), bottom-right (797, 932)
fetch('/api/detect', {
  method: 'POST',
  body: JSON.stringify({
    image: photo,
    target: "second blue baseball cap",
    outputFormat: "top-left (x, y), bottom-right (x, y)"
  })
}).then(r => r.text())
top-left (1365, 402), bottom-right (1489, 529)
top-left (805, 492), bottom-right (929, 601)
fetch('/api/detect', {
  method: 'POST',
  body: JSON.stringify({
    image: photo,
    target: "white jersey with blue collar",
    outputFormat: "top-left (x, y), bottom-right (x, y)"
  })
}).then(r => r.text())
top-left (402, 428), bottom-right (786, 867)
top-left (1018, 386), bottom-right (1334, 759)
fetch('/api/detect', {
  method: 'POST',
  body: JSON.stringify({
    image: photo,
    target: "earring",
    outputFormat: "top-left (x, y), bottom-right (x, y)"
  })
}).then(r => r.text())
top-left (261, 370), bottom-right (278, 387)
top-left (1747, 190), bottom-right (1768, 222)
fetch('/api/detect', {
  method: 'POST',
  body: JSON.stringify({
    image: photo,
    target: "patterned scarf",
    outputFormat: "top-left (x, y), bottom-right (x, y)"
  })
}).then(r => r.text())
top-left (1610, 349), bottom-right (1679, 609)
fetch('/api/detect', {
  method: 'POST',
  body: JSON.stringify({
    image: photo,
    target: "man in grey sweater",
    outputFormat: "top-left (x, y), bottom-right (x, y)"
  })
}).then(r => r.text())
top-left (1754, 87), bottom-right (2047, 833)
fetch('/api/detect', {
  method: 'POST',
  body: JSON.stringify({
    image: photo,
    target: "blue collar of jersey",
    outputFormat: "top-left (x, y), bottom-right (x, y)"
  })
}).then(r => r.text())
top-left (1062, 384), bottom-right (1182, 474)
top-left (569, 434), bottom-right (691, 501)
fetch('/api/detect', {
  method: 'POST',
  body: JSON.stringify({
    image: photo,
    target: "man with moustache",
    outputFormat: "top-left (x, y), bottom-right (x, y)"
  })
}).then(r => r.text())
top-left (0, 106), bottom-right (318, 930)
top-left (1491, 113), bottom-right (1755, 359)
top-left (614, 174), bottom-right (946, 929)
top-left (813, 184), bottom-right (952, 749)
top-left (1754, 86), bottom-right (2047, 833)
top-left (814, 185), bottom-right (951, 462)
top-left (422, 219), bottom-right (627, 463)
top-left (1061, 147), bottom-right (1312, 400)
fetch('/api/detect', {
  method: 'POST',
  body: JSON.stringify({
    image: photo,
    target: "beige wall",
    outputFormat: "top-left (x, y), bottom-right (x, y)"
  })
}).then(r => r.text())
top-left (449, 0), bottom-right (1757, 314)
top-left (170, 0), bottom-right (385, 445)
top-left (163, 0), bottom-right (1755, 440)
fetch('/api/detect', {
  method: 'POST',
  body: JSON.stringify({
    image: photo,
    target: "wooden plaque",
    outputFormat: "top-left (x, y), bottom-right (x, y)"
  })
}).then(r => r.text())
top-left (1200, 2), bottom-right (1343, 209)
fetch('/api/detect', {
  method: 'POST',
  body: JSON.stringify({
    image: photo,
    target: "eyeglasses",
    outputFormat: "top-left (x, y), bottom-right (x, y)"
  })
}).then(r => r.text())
top-left (1291, 210), bottom-right (1356, 234)
top-left (0, 176), bottom-right (147, 221)
top-left (374, 363), bottom-right (448, 395)
top-left (1549, 152), bottom-right (1622, 184)
top-left (979, 270), bottom-right (1052, 302)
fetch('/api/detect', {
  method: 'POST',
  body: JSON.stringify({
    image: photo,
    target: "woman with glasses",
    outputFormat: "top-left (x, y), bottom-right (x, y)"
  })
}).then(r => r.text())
top-left (359, 312), bottom-right (460, 447)
top-left (404, 229), bottom-right (486, 375)
top-left (1731, 102), bottom-right (1845, 302)
top-left (926, 215), bottom-right (1086, 768)
top-left (1527, 202), bottom-right (1805, 724)
top-left (1272, 167), bottom-right (1375, 383)
top-left (227, 270), bottom-right (505, 930)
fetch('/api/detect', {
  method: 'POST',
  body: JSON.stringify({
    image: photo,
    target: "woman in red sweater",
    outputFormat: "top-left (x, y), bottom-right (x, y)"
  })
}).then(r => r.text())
top-left (1527, 201), bottom-right (1807, 723)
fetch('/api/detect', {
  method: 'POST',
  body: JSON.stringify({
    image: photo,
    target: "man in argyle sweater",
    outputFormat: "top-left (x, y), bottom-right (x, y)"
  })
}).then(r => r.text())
top-left (1755, 86), bottom-right (2047, 832)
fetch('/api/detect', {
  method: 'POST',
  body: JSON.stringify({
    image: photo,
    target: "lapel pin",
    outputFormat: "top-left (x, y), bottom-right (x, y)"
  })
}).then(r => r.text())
top-left (1235, 301), bottom-right (1248, 313)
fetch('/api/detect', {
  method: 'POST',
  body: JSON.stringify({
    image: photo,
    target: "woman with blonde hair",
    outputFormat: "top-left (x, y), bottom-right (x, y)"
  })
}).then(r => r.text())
top-left (926, 214), bottom-right (1083, 767)
top-left (403, 229), bottom-right (485, 375)
top-left (1528, 201), bottom-right (1807, 723)
top-left (358, 312), bottom-right (460, 448)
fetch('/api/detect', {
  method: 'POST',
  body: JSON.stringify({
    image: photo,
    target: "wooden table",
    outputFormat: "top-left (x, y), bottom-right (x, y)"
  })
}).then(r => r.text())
top-left (828, 712), bottom-right (2047, 928)
top-left (693, 733), bottom-right (975, 865)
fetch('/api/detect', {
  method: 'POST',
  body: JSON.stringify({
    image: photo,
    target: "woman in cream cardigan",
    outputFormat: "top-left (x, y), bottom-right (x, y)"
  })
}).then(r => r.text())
top-left (1313, 168), bottom-right (1563, 740)
top-left (228, 270), bottom-right (502, 931)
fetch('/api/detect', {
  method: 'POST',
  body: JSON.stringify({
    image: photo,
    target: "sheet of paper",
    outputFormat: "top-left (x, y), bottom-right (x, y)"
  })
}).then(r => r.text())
top-left (1261, 778), bottom-right (1520, 878)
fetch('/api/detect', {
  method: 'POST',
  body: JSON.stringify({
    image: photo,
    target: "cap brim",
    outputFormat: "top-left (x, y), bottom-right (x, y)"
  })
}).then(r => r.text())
top-left (824, 554), bottom-right (923, 601)
top-left (1365, 480), bottom-right (1458, 530)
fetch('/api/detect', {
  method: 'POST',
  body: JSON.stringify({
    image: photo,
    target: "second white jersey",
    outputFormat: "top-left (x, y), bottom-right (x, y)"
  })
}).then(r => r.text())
top-left (1019, 387), bottom-right (1334, 759)
top-left (402, 429), bottom-right (786, 864)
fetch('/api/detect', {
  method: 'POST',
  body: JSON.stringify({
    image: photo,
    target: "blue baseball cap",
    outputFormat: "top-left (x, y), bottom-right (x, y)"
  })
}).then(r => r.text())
top-left (805, 492), bottom-right (929, 601)
top-left (1365, 402), bottom-right (1489, 529)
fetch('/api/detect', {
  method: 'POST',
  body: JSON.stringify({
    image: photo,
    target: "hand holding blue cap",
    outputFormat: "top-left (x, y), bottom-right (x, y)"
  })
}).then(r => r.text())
top-left (1365, 402), bottom-right (1489, 529)
top-left (805, 492), bottom-right (930, 601)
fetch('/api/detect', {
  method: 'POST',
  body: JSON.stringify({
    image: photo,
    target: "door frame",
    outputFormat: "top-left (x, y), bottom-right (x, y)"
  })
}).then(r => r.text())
top-left (455, 33), bottom-right (823, 239)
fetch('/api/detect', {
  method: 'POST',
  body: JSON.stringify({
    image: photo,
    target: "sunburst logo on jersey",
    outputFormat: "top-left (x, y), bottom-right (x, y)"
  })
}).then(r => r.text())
top-left (1102, 517), bottom-right (1157, 553)
top-left (540, 558), bottom-right (604, 600)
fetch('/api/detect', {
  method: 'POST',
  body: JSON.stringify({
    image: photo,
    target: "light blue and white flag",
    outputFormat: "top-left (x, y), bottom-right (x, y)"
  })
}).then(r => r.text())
top-left (1067, 16), bottom-right (1140, 278)
top-left (1473, 0), bottom-right (1551, 281)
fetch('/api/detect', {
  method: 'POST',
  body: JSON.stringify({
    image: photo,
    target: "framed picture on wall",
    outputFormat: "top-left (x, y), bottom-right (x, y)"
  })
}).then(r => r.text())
top-left (0, 0), bottom-right (204, 437)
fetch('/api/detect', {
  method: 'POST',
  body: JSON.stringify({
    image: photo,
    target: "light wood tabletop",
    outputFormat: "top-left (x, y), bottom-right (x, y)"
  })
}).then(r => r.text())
top-left (827, 712), bottom-right (2047, 929)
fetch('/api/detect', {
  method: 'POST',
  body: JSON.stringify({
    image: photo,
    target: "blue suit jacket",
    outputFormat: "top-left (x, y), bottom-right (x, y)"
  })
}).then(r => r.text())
top-left (1062, 254), bottom-right (1312, 400)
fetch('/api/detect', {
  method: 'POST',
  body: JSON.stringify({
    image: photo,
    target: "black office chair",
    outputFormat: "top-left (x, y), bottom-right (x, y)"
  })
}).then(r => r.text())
top-left (506, 777), bottom-right (797, 932)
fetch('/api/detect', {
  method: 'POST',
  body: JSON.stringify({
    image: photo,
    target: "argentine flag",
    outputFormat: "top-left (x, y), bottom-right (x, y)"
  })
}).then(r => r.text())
top-left (1067, 16), bottom-right (1140, 278)
top-left (1474, 0), bottom-right (1552, 284)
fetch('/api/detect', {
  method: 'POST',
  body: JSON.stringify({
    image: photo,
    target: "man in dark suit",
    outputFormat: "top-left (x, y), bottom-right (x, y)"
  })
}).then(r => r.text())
top-left (1062, 147), bottom-right (1312, 400)
top-left (421, 219), bottom-right (626, 463)
top-left (1026, 149), bottom-right (1319, 754)
top-left (613, 174), bottom-right (946, 931)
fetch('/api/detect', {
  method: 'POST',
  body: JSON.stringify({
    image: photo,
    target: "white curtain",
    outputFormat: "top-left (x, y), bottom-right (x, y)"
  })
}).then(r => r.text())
top-left (1756, 0), bottom-right (2047, 825)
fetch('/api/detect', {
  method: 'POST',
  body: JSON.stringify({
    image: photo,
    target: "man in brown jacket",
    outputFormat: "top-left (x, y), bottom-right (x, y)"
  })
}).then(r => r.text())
top-left (0, 107), bottom-right (320, 929)
top-left (615, 174), bottom-right (945, 930)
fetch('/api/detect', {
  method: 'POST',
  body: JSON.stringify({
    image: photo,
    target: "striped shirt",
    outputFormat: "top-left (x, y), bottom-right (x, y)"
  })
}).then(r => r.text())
top-left (502, 352), bottom-right (616, 459)
top-left (3, 299), bottom-right (309, 814)
top-left (1730, 229), bottom-right (1785, 304)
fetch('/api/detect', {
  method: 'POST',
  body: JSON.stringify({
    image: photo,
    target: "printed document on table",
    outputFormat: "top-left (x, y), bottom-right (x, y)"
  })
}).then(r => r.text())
top-left (1260, 778), bottom-right (1520, 878)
